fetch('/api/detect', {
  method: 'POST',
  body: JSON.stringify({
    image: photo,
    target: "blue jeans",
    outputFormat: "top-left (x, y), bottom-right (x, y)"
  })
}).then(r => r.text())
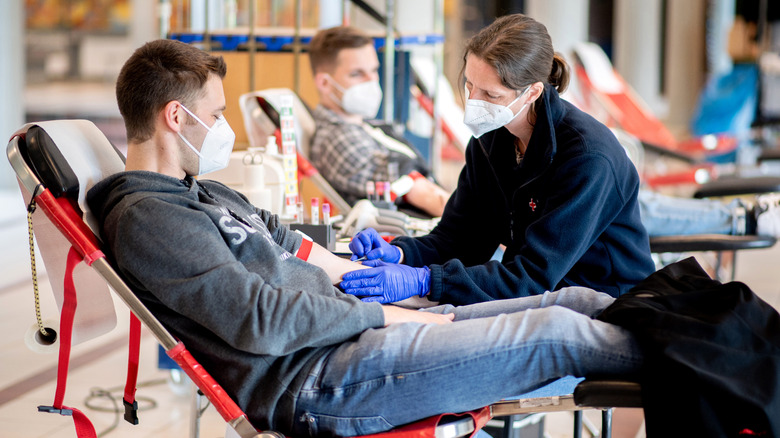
top-left (639, 190), bottom-right (746, 236)
top-left (291, 288), bottom-right (642, 437)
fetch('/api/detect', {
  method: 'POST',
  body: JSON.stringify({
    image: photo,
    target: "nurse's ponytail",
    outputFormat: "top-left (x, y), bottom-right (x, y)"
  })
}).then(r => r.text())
top-left (549, 53), bottom-right (570, 94)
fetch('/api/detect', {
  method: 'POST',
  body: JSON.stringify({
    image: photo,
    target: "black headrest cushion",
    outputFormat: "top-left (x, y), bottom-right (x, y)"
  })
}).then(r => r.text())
top-left (256, 97), bottom-right (281, 128)
top-left (23, 125), bottom-right (80, 199)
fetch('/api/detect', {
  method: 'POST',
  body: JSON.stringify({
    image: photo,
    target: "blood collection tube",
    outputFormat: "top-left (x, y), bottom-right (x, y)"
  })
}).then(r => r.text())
top-left (296, 198), bottom-right (304, 224)
top-left (310, 198), bottom-right (320, 225)
top-left (322, 203), bottom-right (331, 225)
top-left (365, 181), bottom-right (375, 201)
top-left (383, 181), bottom-right (391, 203)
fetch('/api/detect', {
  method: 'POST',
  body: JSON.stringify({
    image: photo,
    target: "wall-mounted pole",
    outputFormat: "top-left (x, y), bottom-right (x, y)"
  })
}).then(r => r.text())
top-left (293, 0), bottom-right (302, 96)
top-left (248, 0), bottom-right (256, 91)
top-left (383, 0), bottom-right (395, 123)
top-left (431, 0), bottom-right (444, 176)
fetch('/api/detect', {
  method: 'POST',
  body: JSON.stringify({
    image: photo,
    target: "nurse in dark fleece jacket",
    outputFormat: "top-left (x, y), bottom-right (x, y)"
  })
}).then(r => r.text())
top-left (342, 14), bottom-right (655, 306)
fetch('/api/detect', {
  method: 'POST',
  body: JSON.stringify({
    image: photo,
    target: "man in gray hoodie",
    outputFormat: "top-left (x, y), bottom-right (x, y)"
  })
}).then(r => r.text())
top-left (87, 39), bottom-right (642, 437)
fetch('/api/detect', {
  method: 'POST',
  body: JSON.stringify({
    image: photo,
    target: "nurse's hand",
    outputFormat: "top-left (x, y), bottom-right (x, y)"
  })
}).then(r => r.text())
top-left (349, 228), bottom-right (402, 263)
top-left (340, 261), bottom-right (430, 304)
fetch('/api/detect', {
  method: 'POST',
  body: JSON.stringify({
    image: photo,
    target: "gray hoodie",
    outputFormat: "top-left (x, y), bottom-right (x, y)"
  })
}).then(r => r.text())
top-left (87, 171), bottom-right (384, 433)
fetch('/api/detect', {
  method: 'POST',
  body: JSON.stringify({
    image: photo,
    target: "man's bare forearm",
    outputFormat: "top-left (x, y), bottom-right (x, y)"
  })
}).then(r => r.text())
top-left (307, 242), bottom-right (369, 284)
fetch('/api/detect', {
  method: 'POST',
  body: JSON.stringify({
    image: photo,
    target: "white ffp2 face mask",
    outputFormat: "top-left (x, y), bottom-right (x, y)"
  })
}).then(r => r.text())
top-left (463, 86), bottom-right (530, 138)
top-left (178, 104), bottom-right (236, 176)
top-left (328, 75), bottom-right (383, 119)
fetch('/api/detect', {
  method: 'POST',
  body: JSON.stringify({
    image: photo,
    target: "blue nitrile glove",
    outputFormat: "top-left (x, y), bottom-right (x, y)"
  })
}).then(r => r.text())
top-left (349, 228), bottom-right (402, 263)
top-left (340, 260), bottom-right (430, 303)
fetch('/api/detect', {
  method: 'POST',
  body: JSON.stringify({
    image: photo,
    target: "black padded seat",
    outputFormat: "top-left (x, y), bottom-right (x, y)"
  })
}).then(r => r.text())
top-left (693, 175), bottom-right (780, 198)
top-left (649, 234), bottom-right (777, 253)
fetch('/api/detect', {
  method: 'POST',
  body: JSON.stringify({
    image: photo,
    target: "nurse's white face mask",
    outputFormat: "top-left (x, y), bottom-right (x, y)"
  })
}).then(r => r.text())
top-left (178, 104), bottom-right (236, 176)
top-left (463, 86), bottom-right (530, 138)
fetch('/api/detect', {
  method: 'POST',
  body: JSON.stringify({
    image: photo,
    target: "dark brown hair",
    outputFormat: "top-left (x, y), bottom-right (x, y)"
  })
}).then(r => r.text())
top-left (462, 14), bottom-right (569, 113)
top-left (308, 26), bottom-right (373, 74)
top-left (116, 39), bottom-right (227, 143)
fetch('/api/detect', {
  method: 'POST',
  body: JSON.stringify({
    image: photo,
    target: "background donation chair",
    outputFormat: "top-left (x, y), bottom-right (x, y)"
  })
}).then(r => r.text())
top-left (239, 88), bottom-right (353, 216)
top-left (8, 119), bottom-right (643, 438)
top-left (613, 127), bottom-right (777, 281)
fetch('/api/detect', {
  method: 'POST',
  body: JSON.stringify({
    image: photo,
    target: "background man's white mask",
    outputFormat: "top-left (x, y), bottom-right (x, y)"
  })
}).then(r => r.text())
top-left (328, 75), bottom-right (383, 119)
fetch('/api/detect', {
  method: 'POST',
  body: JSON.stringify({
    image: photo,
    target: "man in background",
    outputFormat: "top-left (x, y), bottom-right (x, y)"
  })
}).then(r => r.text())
top-left (308, 26), bottom-right (450, 217)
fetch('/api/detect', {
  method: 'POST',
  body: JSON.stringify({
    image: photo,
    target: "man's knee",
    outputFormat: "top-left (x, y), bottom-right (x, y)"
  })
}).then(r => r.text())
top-left (542, 287), bottom-right (615, 316)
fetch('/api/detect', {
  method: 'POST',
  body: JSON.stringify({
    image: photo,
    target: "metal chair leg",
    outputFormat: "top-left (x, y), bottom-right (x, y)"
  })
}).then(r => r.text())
top-left (573, 410), bottom-right (583, 438)
top-left (601, 409), bottom-right (613, 438)
top-left (500, 414), bottom-right (518, 438)
top-left (190, 383), bottom-right (203, 438)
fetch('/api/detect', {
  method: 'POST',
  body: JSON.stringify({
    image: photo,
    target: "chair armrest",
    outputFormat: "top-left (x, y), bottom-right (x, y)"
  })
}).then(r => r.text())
top-left (757, 149), bottom-right (780, 164)
top-left (693, 176), bottom-right (780, 198)
top-left (640, 140), bottom-right (699, 164)
top-left (573, 380), bottom-right (642, 409)
top-left (650, 234), bottom-right (777, 253)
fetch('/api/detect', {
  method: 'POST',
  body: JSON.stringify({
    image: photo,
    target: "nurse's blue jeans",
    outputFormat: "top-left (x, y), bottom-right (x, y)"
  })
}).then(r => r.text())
top-left (291, 287), bottom-right (642, 437)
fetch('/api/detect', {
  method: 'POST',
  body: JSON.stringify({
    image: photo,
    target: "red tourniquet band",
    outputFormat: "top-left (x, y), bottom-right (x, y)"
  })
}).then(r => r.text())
top-left (408, 170), bottom-right (425, 181)
top-left (296, 237), bottom-right (313, 261)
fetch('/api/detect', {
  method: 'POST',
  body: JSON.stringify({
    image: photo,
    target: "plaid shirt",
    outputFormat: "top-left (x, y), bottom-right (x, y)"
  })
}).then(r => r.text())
top-left (310, 105), bottom-right (424, 204)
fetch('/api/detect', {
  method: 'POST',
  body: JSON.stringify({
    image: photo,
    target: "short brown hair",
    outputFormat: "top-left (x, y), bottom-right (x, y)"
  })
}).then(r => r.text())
top-left (116, 39), bottom-right (227, 143)
top-left (462, 14), bottom-right (569, 111)
top-left (308, 26), bottom-right (373, 74)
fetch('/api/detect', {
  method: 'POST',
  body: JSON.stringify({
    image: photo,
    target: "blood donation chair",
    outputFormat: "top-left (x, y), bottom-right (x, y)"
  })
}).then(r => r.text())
top-left (238, 89), bottom-right (353, 216)
top-left (570, 42), bottom-right (738, 164)
top-left (570, 41), bottom-right (780, 198)
top-left (614, 127), bottom-right (777, 280)
top-left (8, 119), bottom-right (644, 438)
top-left (239, 89), bottom-right (437, 237)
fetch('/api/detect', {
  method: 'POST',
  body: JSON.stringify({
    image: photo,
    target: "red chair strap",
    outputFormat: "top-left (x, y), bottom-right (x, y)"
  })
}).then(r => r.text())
top-left (37, 246), bottom-right (98, 438)
top-left (123, 313), bottom-right (141, 424)
top-left (70, 407), bottom-right (98, 438)
top-left (55, 246), bottom-right (81, 408)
